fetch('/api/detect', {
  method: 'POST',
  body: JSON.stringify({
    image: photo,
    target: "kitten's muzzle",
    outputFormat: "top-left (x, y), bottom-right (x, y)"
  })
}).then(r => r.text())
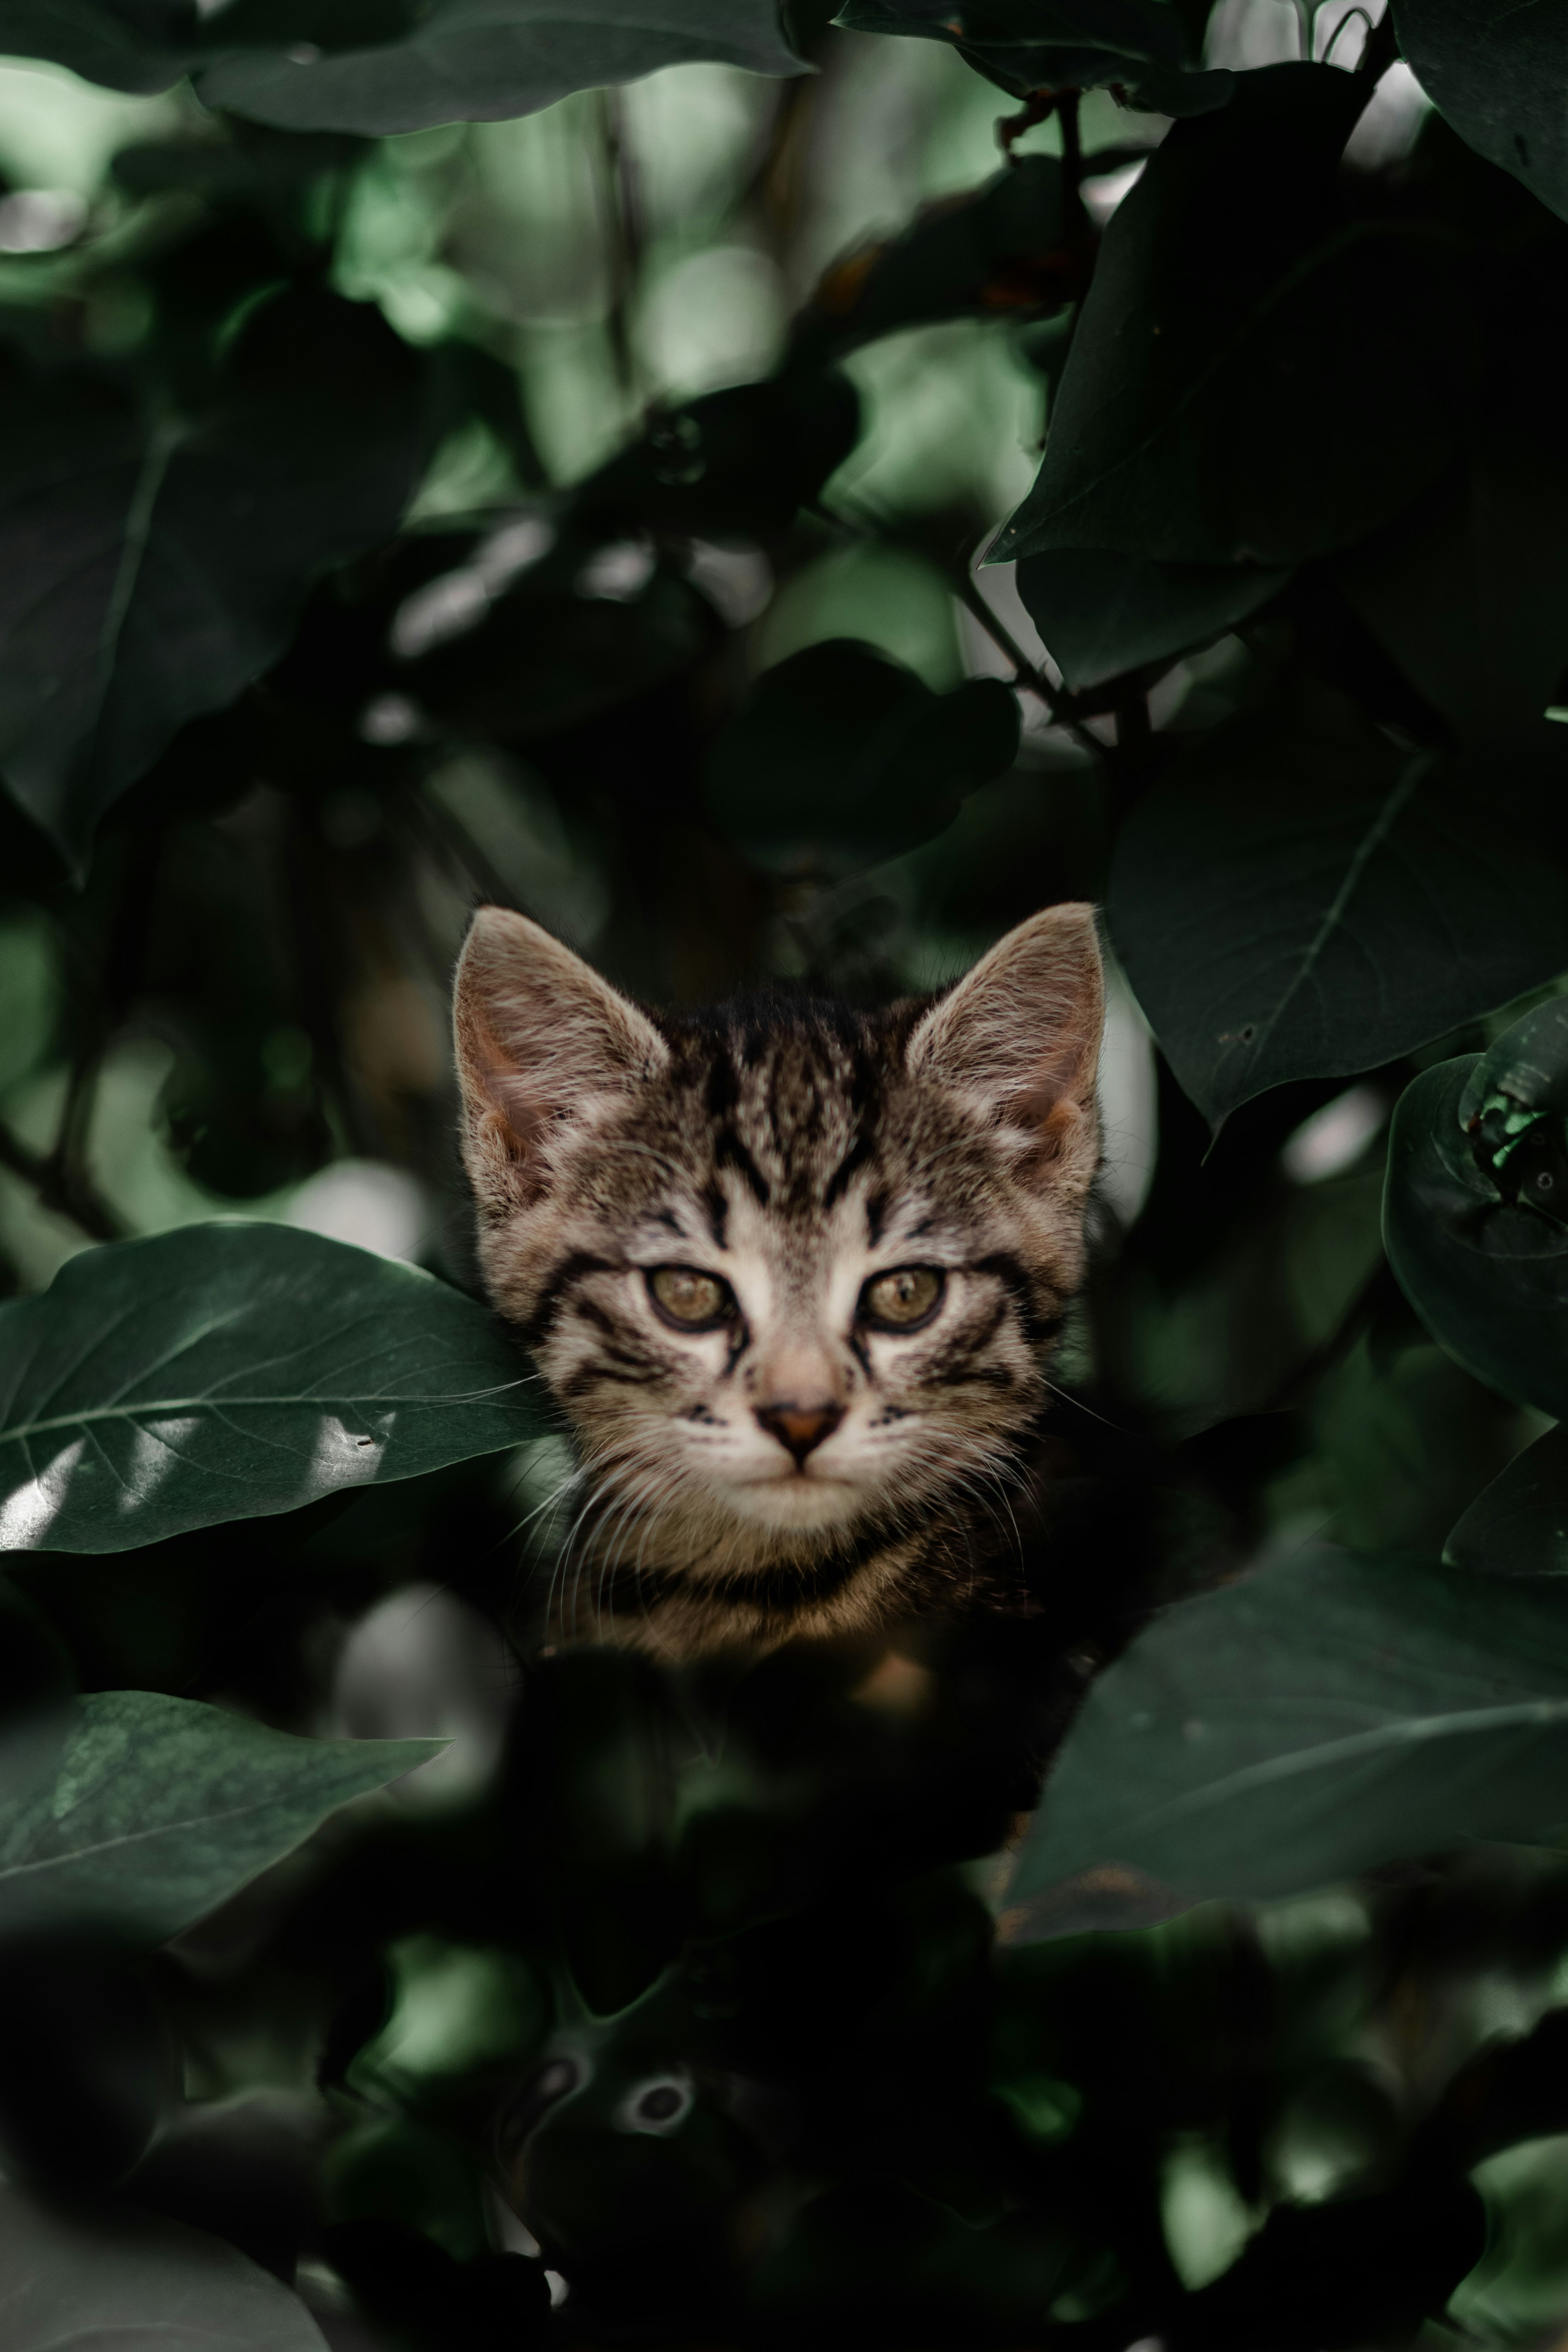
top-left (754, 1399), bottom-right (844, 1467)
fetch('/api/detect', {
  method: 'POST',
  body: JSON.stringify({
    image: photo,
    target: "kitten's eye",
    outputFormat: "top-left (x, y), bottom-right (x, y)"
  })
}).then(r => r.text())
top-left (860, 1267), bottom-right (945, 1331)
top-left (648, 1265), bottom-right (735, 1330)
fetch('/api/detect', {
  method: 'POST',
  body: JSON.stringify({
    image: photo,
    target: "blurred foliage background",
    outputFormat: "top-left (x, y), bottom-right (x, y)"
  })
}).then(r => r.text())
top-left (6, 0), bottom-right (1568, 2345)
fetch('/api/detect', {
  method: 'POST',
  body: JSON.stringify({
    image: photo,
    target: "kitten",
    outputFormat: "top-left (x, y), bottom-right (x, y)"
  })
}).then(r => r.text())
top-left (453, 903), bottom-right (1104, 1659)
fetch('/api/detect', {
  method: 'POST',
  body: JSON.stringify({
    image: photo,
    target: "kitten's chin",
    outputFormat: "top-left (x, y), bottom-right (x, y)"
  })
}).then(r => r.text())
top-left (714, 1475), bottom-right (866, 1534)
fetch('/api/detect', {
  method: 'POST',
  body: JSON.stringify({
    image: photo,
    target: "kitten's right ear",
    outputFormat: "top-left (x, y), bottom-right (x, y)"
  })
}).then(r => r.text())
top-left (453, 908), bottom-right (668, 1212)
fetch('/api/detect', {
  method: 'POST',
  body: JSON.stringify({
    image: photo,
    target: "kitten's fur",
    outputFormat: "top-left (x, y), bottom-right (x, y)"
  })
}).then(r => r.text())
top-left (454, 904), bottom-right (1104, 1659)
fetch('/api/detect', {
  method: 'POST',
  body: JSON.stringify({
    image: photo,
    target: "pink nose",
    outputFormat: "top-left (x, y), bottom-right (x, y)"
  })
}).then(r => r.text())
top-left (755, 1400), bottom-right (843, 1466)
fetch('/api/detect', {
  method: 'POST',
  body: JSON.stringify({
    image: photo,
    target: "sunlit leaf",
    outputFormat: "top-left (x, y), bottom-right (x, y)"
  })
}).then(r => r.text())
top-left (993, 65), bottom-right (1481, 566)
top-left (0, 2180), bottom-right (330, 2349)
top-left (0, 1221), bottom-right (539, 1555)
top-left (0, 289), bottom-right (430, 872)
top-left (1005, 1545), bottom-right (1568, 1937)
top-left (1108, 683), bottom-right (1568, 1126)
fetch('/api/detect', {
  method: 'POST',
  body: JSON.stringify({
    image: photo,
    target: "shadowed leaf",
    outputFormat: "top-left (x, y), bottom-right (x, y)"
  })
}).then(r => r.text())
top-left (1005, 1544), bottom-right (1568, 1936)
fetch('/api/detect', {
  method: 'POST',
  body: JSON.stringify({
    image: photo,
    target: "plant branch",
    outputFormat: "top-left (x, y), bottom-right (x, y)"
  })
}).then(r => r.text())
top-left (0, 1117), bottom-right (123, 1242)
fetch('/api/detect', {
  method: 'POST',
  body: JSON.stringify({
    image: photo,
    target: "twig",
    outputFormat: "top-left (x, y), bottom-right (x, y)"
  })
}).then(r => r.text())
top-left (596, 87), bottom-right (643, 407)
top-left (1255, 1258), bottom-right (1403, 1416)
top-left (1353, 3), bottom-right (1400, 78)
top-left (0, 1118), bottom-right (123, 1242)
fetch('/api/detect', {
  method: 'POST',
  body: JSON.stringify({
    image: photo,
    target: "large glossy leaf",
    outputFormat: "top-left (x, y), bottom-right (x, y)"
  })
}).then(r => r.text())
top-left (0, 1221), bottom-right (539, 1555)
top-left (992, 65), bottom-right (1482, 567)
top-left (0, 290), bottom-right (430, 872)
top-left (1108, 685), bottom-right (1568, 1127)
top-left (1016, 548), bottom-right (1288, 691)
top-left (0, 0), bottom-right (803, 132)
top-left (1394, 0), bottom-right (1568, 226)
top-left (199, 0), bottom-right (803, 134)
top-left (1447, 1426), bottom-right (1568, 1578)
top-left (1383, 1002), bottom-right (1568, 1423)
top-left (0, 1689), bottom-right (437, 1943)
top-left (1004, 1545), bottom-right (1568, 1938)
top-left (836, 0), bottom-right (1232, 118)
top-left (1339, 296), bottom-right (1568, 747)
top-left (704, 639), bottom-right (1020, 878)
top-left (0, 2182), bottom-right (330, 2349)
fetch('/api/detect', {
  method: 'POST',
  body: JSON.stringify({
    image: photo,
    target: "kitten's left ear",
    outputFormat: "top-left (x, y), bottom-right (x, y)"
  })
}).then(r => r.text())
top-left (906, 904), bottom-right (1104, 1194)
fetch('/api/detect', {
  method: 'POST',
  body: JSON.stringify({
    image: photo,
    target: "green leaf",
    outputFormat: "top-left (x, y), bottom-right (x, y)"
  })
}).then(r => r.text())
top-left (992, 65), bottom-right (1482, 566)
top-left (0, 0), bottom-right (804, 132)
top-left (835, 0), bottom-right (1232, 118)
top-left (195, 0), bottom-right (804, 135)
top-left (0, 289), bottom-right (431, 872)
top-left (1016, 548), bottom-right (1289, 692)
top-left (0, 1689), bottom-right (438, 1943)
top-left (1338, 297), bottom-right (1568, 747)
top-left (1383, 1002), bottom-right (1568, 1423)
top-left (0, 2180), bottom-right (330, 2348)
top-left (574, 374), bottom-right (861, 542)
top-left (0, 1221), bottom-right (539, 1555)
top-left (786, 158), bottom-right (1076, 369)
top-left (1447, 1427), bottom-right (1568, 1578)
top-left (1107, 683), bottom-right (1568, 1127)
top-left (0, 0), bottom-right (192, 95)
top-left (1393, 0), bottom-right (1568, 226)
top-left (1005, 1544), bottom-right (1568, 1936)
top-left (704, 639), bottom-right (1020, 878)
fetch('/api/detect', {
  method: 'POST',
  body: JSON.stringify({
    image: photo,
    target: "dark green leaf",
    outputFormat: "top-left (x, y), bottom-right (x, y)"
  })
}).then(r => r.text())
top-left (992, 65), bottom-right (1482, 566)
top-left (1383, 1001), bottom-right (1568, 1422)
top-left (194, 0), bottom-right (804, 135)
top-left (1016, 548), bottom-right (1289, 691)
top-left (1393, 0), bottom-right (1568, 225)
top-left (0, 1689), bottom-right (437, 1943)
top-left (704, 639), bottom-right (1020, 877)
top-left (1447, 1426), bottom-right (1568, 1578)
top-left (787, 159), bottom-right (1077, 369)
top-left (395, 522), bottom-right (720, 741)
top-left (0, 0), bottom-right (192, 94)
top-left (836, 0), bottom-right (1232, 117)
top-left (0, 1221), bottom-right (539, 1555)
top-left (0, 2181), bottom-right (330, 2348)
top-left (1005, 1544), bottom-right (1568, 1935)
top-left (0, 290), bottom-right (431, 871)
top-left (0, 0), bottom-right (803, 133)
top-left (574, 374), bottom-right (860, 542)
top-left (1108, 683), bottom-right (1568, 1127)
top-left (1337, 294), bottom-right (1568, 746)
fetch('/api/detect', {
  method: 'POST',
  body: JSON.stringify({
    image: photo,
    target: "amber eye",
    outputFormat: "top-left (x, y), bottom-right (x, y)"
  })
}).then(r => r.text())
top-left (859, 1267), bottom-right (945, 1332)
top-left (648, 1266), bottom-right (735, 1330)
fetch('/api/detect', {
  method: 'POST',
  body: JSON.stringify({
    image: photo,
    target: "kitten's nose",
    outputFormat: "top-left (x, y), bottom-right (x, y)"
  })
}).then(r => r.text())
top-left (755, 1399), bottom-right (843, 1467)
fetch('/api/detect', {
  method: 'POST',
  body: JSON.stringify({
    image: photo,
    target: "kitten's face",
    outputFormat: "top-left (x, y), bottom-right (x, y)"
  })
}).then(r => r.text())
top-left (454, 907), bottom-right (1103, 1635)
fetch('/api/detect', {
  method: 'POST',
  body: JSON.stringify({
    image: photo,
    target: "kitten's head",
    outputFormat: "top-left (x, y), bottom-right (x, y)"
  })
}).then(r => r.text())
top-left (453, 907), bottom-right (1103, 1624)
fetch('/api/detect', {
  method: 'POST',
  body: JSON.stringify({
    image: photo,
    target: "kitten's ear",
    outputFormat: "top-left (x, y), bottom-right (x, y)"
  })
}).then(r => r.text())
top-left (453, 908), bottom-right (668, 1211)
top-left (906, 904), bottom-right (1104, 1193)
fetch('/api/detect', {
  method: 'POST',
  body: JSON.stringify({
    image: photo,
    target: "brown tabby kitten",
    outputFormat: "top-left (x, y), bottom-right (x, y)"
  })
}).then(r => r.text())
top-left (453, 903), bottom-right (1104, 1659)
